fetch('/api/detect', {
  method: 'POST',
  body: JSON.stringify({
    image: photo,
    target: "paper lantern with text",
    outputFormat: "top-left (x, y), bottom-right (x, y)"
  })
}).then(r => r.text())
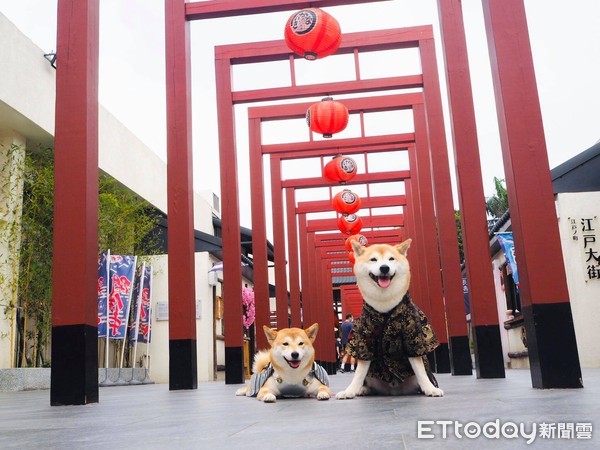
top-left (323, 155), bottom-right (357, 183)
top-left (345, 234), bottom-right (368, 252)
top-left (337, 214), bottom-right (363, 235)
top-left (332, 189), bottom-right (361, 215)
top-left (306, 97), bottom-right (349, 138)
top-left (284, 8), bottom-right (341, 60)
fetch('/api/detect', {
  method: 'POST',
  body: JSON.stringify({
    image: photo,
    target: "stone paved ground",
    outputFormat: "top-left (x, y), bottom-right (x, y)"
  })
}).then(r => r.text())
top-left (0, 368), bottom-right (598, 449)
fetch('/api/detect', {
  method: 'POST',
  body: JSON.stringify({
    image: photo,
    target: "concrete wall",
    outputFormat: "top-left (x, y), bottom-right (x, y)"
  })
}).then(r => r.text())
top-left (556, 192), bottom-right (600, 368)
top-left (490, 252), bottom-right (511, 367)
top-left (143, 252), bottom-right (219, 384)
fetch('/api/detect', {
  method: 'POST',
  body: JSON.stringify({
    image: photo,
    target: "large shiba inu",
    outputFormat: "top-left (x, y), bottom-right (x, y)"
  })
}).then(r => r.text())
top-left (236, 323), bottom-right (332, 403)
top-left (336, 239), bottom-right (444, 399)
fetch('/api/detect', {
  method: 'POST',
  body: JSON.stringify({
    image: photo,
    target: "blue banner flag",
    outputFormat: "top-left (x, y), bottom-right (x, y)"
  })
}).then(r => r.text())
top-left (108, 255), bottom-right (137, 339)
top-left (497, 232), bottom-right (519, 286)
top-left (137, 265), bottom-right (152, 344)
top-left (129, 264), bottom-right (144, 342)
top-left (97, 252), bottom-right (110, 338)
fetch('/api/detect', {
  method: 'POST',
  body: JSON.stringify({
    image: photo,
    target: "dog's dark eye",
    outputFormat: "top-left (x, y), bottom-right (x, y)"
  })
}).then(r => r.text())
top-left (299, 342), bottom-right (304, 346)
top-left (282, 342), bottom-right (289, 346)
top-left (370, 257), bottom-right (377, 262)
top-left (389, 257), bottom-right (395, 261)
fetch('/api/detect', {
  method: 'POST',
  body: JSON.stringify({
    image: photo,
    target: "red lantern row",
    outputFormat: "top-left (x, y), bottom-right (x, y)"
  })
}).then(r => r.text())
top-left (346, 234), bottom-right (368, 264)
top-left (323, 154), bottom-right (357, 183)
top-left (284, 8), bottom-right (342, 61)
top-left (337, 213), bottom-right (363, 235)
top-left (332, 189), bottom-right (361, 215)
top-left (307, 97), bottom-right (349, 138)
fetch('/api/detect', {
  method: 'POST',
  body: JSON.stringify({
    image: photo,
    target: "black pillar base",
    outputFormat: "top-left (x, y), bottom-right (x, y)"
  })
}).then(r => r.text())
top-left (225, 346), bottom-right (244, 385)
top-left (169, 339), bottom-right (198, 390)
top-left (433, 343), bottom-right (451, 373)
top-left (473, 325), bottom-right (506, 379)
top-left (523, 302), bottom-right (583, 389)
top-left (449, 335), bottom-right (473, 375)
top-left (51, 324), bottom-right (99, 406)
top-left (315, 360), bottom-right (337, 375)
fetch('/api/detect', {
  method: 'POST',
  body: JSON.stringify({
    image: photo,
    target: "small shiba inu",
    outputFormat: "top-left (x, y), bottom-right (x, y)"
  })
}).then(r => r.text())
top-left (336, 239), bottom-right (444, 399)
top-left (236, 323), bottom-right (332, 403)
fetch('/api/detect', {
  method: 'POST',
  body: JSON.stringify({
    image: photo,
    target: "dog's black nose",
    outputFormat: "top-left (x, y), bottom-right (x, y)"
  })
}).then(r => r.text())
top-left (379, 264), bottom-right (390, 274)
top-left (291, 351), bottom-right (299, 360)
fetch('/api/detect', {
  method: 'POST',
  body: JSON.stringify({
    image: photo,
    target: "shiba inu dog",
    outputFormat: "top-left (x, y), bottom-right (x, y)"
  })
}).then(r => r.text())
top-left (236, 323), bottom-right (332, 403)
top-left (336, 239), bottom-right (444, 399)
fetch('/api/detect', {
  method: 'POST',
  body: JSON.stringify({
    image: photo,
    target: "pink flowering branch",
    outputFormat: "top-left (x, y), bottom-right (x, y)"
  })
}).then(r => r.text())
top-left (241, 287), bottom-right (255, 329)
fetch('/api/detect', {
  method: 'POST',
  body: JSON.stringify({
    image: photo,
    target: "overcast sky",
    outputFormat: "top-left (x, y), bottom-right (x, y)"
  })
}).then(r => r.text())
top-left (2, 0), bottom-right (599, 230)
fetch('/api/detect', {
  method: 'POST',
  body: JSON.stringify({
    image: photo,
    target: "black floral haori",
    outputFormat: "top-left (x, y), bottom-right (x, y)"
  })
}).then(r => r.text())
top-left (346, 293), bottom-right (439, 385)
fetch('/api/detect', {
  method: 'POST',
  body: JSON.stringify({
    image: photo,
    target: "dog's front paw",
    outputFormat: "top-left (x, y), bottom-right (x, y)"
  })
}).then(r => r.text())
top-left (335, 389), bottom-right (357, 400)
top-left (317, 390), bottom-right (330, 400)
top-left (235, 386), bottom-right (247, 396)
top-left (423, 386), bottom-right (444, 397)
top-left (261, 393), bottom-right (277, 403)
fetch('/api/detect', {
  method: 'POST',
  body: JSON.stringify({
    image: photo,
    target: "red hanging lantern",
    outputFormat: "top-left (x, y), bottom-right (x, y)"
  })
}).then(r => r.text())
top-left (284, 8), bottom-right (341, 61)
top-left (345, 234), bottom-right (368, 252)
top-left (332, 189), bottom-right (361, 215)
top-left (348, 251), bottom-right (356, 264)
top-left (337, 214), bottom-right (363, 235)
top-left (306, 97), bottom-right (349, 138)
top-left (323, 154), bottom-right (357, 183)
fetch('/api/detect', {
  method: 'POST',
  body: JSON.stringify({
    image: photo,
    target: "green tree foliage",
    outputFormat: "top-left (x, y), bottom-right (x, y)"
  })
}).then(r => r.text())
top-left (98, 175), bottom-right (161, 255)
top-left (455, 209), bottom-right (464, 263)
top-left (18, 147), bottom-right (54, 367)
top-left (1, 145), bottom-right (161, 367)
top-left (486, 177), bottom-right (509, 219)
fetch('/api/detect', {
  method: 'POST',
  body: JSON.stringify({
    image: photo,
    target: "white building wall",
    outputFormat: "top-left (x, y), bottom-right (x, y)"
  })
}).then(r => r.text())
top-left (127, 231), bottom-right (220, 383)
top-left (490, 252), bottom-right (511, 366)
top-left (556, 192), bottom-right (600, 368)
top-left (0, 13), bottom-right (55, 144)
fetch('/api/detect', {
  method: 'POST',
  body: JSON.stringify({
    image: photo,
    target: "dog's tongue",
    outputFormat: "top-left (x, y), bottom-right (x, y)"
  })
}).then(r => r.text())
top-left (288, 360), bottom-right (301, 369)
top-left (378, 276), bottom-right (392, 288)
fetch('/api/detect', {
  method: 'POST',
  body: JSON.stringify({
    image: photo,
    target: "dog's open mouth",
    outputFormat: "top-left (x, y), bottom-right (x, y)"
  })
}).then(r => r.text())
top-left (285, 358), bottom-right (302, 369)
top-left (369, 273), bottom-right (394, 288)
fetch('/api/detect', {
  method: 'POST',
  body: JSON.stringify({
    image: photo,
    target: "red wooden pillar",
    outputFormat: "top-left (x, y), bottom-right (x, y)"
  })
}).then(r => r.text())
top-left (165, 0), bottom-right (198, 390)
top-left (413, 69), bottom-right (471, 374)
top-left (403, 179), bottom-right (427, 314)
top-left (320, 257), bottom-right (337, 373)
top-left (407, 139), bottom-right (452, 374)
top-left (215, 54), bottom-right (244, 386)
top-left (304, 230), bottom-right (319, 338)
top-left (298, 214), bottom-right (312, 327)
top-left (270, 157), bottom-right (290, 329)
top-left (249, 117), bottom-right (270, 351)
top-left (437, 0), bottom-right (505, 378)
top-left (481, 0), bottom-right (582, 388)
top-left (286, 188), bottom-right (302, 328)
top-left (51, 0), bottom-right (100, 406)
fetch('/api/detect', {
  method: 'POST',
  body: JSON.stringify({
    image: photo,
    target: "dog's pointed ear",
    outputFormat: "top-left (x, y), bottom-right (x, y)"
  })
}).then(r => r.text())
top-left (263, 325), bottom-right (277, 343)
top-left (396, 238), bottom-right (412, 256)
top-left (305, 323), bottom-right (319, 343)
top-left (351, 239), bottom-right (366, 257)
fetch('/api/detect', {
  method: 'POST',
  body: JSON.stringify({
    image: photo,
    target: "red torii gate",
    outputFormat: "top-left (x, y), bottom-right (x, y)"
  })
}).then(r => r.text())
top-left (52, 0), bottom-right (582, 405)
top-left (289, 181), bottom-right (409, 374)
top-left (248, 93), bottom-right (473, 376)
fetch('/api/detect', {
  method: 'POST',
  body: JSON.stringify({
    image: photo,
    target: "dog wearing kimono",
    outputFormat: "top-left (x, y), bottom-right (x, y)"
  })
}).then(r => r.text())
top-left (336, 239), bottom-right (444, 399)
top-left (236, 323), bottom-right (331, 402)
